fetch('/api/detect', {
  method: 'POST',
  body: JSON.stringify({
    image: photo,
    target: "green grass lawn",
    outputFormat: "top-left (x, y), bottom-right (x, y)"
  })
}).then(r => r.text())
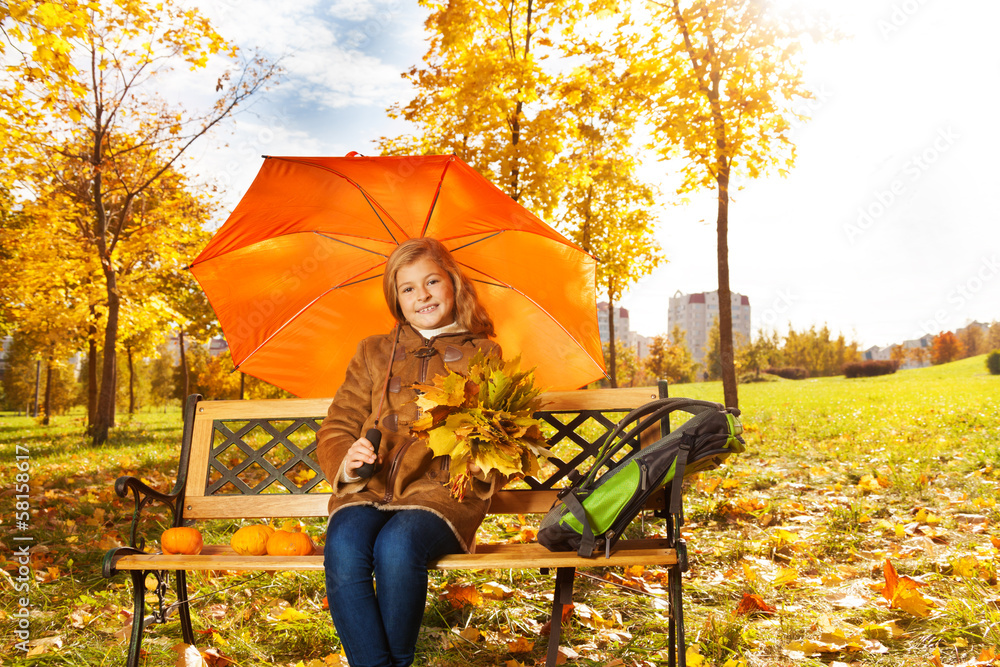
top-left (2, 356), bottom-right (998, 667)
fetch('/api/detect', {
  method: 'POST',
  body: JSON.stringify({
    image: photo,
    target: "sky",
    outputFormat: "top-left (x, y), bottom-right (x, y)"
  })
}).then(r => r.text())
top-left (184, 0), bottom-right (1000, 350)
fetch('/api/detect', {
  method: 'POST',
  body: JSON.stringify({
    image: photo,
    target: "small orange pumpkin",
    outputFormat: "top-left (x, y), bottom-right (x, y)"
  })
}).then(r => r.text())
top-left (230, 524), bottom-right (275, 556)
top-left (266, 529), bottom-right (315, 556)
top-left (161, 526), bottom-right (203, 555)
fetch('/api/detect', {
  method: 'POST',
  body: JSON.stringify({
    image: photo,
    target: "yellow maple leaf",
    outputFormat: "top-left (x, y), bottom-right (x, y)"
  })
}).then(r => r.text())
top-left (882, 559), bottom-right (933, 617)
top-left (481, 581), bottom-right (514, 600)
top-left (441, 583), bottom-right (482, 609)
top-left (772, 567), bottom-right (799, 587)
top-left (273, 607), bottom-right (310, 623)
top-left (506, 636), bottom-right (534, 653)
top-left (685, 645), bottom-right (706, 667)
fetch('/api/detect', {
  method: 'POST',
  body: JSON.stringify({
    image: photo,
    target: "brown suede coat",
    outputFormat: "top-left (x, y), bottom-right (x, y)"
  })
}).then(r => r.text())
top-left (315, 324), bottom-right (502, 553)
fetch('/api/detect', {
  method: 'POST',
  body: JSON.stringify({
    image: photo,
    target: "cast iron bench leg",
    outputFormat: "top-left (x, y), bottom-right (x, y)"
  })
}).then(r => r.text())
top-left (177, 570), bottom-right (195, 645)
top-left (668, 556), bottom-right (686, 667)
top-left (126, 570), bottom-right (146, 667)
top-left (545, 567), bottom-right (575, 667)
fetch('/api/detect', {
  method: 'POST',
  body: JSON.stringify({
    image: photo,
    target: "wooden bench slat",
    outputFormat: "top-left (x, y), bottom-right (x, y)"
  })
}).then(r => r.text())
top-left (110, 540), bottom-right (677, 572)
top-left (182, 489), bottom-right (569, 519)
top-left (188, 388), bottom-right (660, 422)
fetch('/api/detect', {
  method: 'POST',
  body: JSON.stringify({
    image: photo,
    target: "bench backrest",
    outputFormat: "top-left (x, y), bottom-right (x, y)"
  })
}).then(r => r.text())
top-left (176, 386), bottom-right (667, 522)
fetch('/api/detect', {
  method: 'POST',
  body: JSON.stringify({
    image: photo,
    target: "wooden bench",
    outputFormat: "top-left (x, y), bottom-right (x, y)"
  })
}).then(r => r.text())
top-left (103, 383), bottom-right (692, 667)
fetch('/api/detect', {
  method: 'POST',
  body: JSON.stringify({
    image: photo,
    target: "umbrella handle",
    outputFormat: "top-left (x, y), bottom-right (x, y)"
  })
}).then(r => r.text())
top-left (355, 428), bottom-right (382, 479)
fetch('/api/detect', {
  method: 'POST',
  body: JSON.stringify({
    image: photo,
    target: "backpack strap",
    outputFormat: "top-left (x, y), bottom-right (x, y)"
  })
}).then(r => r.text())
top-left (669, 432), bottom-right (695, 531)
top-left (561, 492), bottom-right (596, 558)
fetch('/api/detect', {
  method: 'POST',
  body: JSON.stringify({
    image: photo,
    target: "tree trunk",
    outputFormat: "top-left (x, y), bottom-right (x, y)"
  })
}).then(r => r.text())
top-left (42, 359), bottom-right (52, 425)
top-left (92, 271), bottom-right (119, 445)
top-left (32, 359), bottom-right (41, 418)
top-left (607, 297), bottom-right (618, 388)
top-left (716, 168), bottom-right (738, 409)
top-left (87, 323), bottom-right (97, 433)
top-left (111, 347), bottom-right (118, 426)
top-left (507, 0), bottom-right (533, 201)
top-left (179, 329), bottom-right (189, 400)
top-left (127, 345), bottom-right (135, 414)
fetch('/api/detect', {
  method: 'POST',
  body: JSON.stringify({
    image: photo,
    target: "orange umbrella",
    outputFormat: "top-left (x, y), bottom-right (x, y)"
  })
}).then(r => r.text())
top-left (189, 154), bottom-right (606, 398)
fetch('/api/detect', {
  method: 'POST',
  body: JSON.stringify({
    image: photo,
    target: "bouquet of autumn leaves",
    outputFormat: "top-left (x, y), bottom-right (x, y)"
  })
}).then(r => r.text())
top-left (410, 351), bottom-right (550, 500)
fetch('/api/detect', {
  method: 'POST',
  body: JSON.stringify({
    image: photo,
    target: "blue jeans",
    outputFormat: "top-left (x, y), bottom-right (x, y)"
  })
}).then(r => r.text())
top-left (324, 505), bottom-right (462, 667)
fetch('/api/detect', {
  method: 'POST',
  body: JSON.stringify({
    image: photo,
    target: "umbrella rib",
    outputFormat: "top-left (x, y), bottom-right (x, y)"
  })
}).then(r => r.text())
top-left (313, 231), bottom-right (391, 257)
top-left (418, 155), bottom-right (455, 238)
top-left (232, 272), bottom-right (385, 372)
top-left (448, 231), bottom-right (503, 253)
top-left (267, 156), bottom-right (406, 244)
top-left (460, 263), bottom-right (606, 375)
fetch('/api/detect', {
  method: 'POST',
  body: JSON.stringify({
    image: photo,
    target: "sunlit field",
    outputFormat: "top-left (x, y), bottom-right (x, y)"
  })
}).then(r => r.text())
top-left (2, 355), bottom-right (997, 666)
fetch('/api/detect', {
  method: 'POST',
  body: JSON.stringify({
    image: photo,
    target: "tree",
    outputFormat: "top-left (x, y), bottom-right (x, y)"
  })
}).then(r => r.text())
top-left (737, 329), bottom-right (781, 379)
top-left (0, 156), bottom-right (96, 395)
top-left (931, 331), bottom-right (963, 365)
top-left (782, 325), bottom-right (857, 377)
top-left (598, 341), bottom-right (642, 389)
top-left (640, 0), bottom-right (824, 408)
top-left (957, 324), bottom-right (986, 358)
top-left (2, 2), bottom-right (278, 444)
top-left (557, 40), bottom-right (663, 387)
top-left (1, 337), bottom-right (39, 413)
top-left (148, 342), bottom-right (177, 408)
top-left (381, 3), bottom-right (665, 388)
top-left (988, 321), bottom-right (1000, 351)
top-left (379, 0), bottom-right (613, 215)
top-left (908, 345), bottom-right (929, 368)
top-left (645, 326), bottom-right (698, 384)
top-left (889, 344), bottom-right (907, 369)
top-left (192, 349), bottom-right (241, 401)
top-left (704, 317), bottom-right (723, 380)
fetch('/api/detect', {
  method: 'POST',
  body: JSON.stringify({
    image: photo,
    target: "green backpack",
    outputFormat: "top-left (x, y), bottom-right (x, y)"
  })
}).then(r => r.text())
top-left (537, 397), bottom-right (745, 558)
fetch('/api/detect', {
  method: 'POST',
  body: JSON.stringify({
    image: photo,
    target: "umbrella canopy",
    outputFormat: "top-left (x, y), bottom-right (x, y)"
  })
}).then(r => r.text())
top-left (189, 154), bottom-right (606, 398)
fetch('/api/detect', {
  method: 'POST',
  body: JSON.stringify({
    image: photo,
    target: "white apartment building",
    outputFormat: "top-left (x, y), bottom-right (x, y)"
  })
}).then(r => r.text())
top-left (668, 290), bottom-right (752, 367)
top-left (597, 302), bottom-right (630, 345)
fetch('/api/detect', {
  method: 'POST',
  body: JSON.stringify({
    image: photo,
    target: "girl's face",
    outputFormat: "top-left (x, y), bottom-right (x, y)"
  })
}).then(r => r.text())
top-left (395, 256), bottom-right (456, 330)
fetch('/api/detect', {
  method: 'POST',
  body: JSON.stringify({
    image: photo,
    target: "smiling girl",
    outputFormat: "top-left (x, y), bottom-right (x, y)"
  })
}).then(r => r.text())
top-left (315, 237), bottom-right (502, 667)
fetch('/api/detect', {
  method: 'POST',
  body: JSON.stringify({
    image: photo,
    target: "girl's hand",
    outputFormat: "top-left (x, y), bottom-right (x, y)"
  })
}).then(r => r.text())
top-left (345, 436), bottom-right (380, 474)
top-left (468, 460), bottom-right (491, 482)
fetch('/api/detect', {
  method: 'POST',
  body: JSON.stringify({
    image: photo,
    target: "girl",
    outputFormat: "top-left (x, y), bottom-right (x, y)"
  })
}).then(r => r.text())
top-left (316, 237), bottom-right (502, 667)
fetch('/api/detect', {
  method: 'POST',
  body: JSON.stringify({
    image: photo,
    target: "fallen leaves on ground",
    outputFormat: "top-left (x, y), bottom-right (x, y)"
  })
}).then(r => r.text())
top-left (441, 582), bottom-right (483, 608)
top-left (881, 559), bottom-right (934, 617)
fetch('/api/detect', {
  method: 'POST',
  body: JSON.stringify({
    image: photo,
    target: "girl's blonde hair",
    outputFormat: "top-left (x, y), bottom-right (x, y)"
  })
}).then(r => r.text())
top-left (383, 237), bottom-right (495, 338)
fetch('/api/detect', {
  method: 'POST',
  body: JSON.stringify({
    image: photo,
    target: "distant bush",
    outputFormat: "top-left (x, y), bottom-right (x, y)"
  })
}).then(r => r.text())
top-left (988, 350), bottom-right (1000, 375)
top-left (765, 366), bottom-right (809, 380)
top-left (844, 360), bottom-right (898, 378)
top-left (738, 372), bottom-right (782, 384)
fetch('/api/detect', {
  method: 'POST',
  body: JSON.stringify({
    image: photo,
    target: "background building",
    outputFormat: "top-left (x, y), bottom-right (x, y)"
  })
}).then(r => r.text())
top-left (597, 302), bottom-right (630, 345)
top-left (668, 290), bottom-right (751, 367)
top-left (0, 336), bottom-right (11, 383)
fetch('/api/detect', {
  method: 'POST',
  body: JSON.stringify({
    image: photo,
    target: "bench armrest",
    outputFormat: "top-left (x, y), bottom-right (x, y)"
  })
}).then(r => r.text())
top-left (114, 475), bottom-right (184, 552)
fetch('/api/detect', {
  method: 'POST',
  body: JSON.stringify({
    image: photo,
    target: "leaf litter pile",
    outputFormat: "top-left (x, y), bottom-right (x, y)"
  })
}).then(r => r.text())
top-left (1, 355), bottom-right (998, 666)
